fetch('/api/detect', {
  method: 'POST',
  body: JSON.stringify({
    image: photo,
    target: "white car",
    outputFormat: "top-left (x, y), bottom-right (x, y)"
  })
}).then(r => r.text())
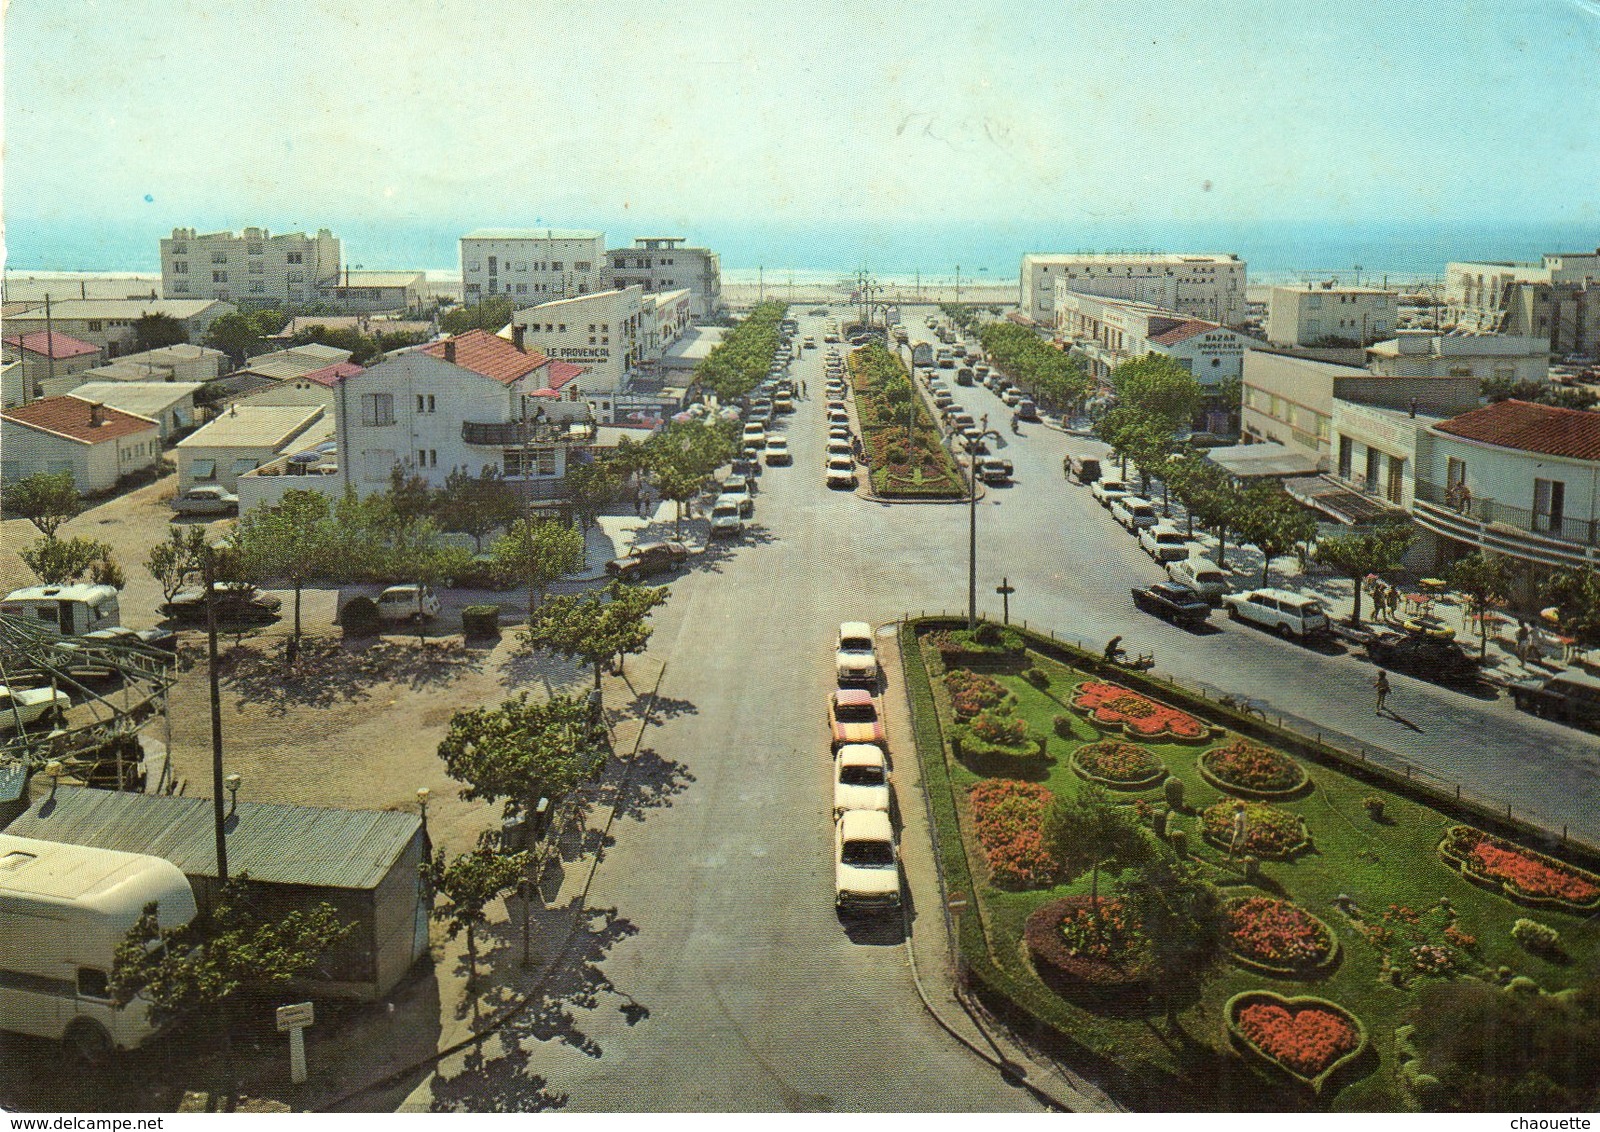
top-left (1112, 496), bottom-right (1159, 532)
top-left (835, 809), bottom-right (901, 915)
top-left (1167, 556), bottom-right (1230, 603)
top-left (1091, 478), bottom-right (1132, 508)
top-left (835, 621), bottom-right (878, 684)
top-left (708, 496), bottom-right (746, 537)
top-left (376, 584), bottom-right (441, 623)
top-left (742, 423), bottom-right (767, 448)
top-left (826, 439), bottom-right (854, 460)
top-left (1223, 588), bottom-right (1331, 640)
top-left (828, 425), bottom-right (852, 443)
top-left (827, 409), bottom-right (850, 427)
top-left (826, 456), bottom-right (857, 489)
top-left (172, 485), bottom-right (240, 516)
top-left (834, 744), bottom-right (891, 817)
top-left (0, 685), bottom-right (70, 732)
top-left (765, 436), bottom-right (791, 466)
top-left (1139, 523), bottom-right (1191, 562)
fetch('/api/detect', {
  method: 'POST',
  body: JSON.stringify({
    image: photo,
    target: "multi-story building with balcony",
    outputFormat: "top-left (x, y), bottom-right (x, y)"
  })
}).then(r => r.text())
top-left (1446, 248), bottom-right (1600, 359)
top-left (1266, 283), bottom-right (1397, 348)
top-left (161, 228), bottom-right (341, 307)
top-left (607, 237), bottom-right (723, 318)
top-left (1020, 251), bottom-right (1246, 327)
top-left (459, 228), bottom-right (606, 305)
top-left (1053, 291), bottom-right (1247, 388)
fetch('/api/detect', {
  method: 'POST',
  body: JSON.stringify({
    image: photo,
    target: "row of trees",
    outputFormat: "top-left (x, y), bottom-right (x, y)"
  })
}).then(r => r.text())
top-left (693, 301), bottom-right (787, 402)
top-left (978, 322), bottom-right (1091, 414)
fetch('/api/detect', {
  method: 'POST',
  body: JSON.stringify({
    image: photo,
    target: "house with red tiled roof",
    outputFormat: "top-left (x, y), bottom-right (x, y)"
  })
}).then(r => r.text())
top-left (1, 395), bottom-right (161, 493)
top-left (330, 329), bottom-right (595, 508)
top-left (1052, 291), bottom-right (1246, 388)
top-left (236, 359), bottom-right (365, 413)
top-left (1, 331), bottom-right (107, 405)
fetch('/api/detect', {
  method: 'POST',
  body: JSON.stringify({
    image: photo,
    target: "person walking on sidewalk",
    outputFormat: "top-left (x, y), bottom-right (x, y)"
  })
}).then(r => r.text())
top-left (1374, 670), bottom-right (1391, 715)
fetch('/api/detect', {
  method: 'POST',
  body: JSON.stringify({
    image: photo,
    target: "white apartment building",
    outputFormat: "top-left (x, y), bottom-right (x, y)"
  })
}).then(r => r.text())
top-left (161, 228), bottom-right (341, 307)
top-left (1446, 248), bottom-right (1600, 357)
top-left (510, 286), bottom-right (648, 397)
top-left (1053, 291), bottom-right (1246, 388)
top-left (460, 229), bottom-right (606, 305)
top-left (1, 299), bottom-right (236, 359)
top-left (1365, 333), bottom-right (1549, 384)
top-left (607, 237), bottom-right (723, 318)
top-left (1266, 284), bottom-right (1397, 347)
top-left (1021, 252), bottom-right (1246, 327)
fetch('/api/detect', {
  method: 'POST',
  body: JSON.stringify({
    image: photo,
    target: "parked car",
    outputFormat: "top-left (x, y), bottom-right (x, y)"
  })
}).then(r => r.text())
top-left (1223, 588), bottom-right (1331, 640)
top-left (835, 809), bottom-right (901, 915)
top-left (1000, 388), bottom-right (1022, 407)
top-left (978, 457), bottom-right (1012, 484)
top-left (171, 485), bottom-right (240, 516)
top-left (161, 583), bottom-right (282, 626)
top-left (835, 621), bottom-right (879, 685)
top-left (773, 394), bottom-right (795, 414)
top-left (1138, 523), bottom-right (1191, 562)
top-left (709, 497), bottom-right (746, 538)
top-left (826, 456), bottom-right (857, 489)
top-left (803, 336), bottom-right (816, 349)
top-left (1367, 629), bottom-right (1481, 685)
top-left (742, 423), bottom-right (767, 448)
top-left (721, 474), bottom-right (755, 501)
top-left (1131, 582), bottom-right (1212, 627)
top-left (376, 583), bottom-right (442, 623)
top-left (605, 541), bottom-right (689, 580)
top-left (826, 439), bottom-right (854, 461)
top-left (1111, 496), bottom-right (1160, 532)
top-left (829, 688), bottom-right (885, 749)
top-left (1064, 455), bottom-right (1102, 484)
top-left (954, 368), bottom-right (973, 386)
top-left (827, 425), bottom-right (853, 443)
top-left (1510, 670), bottom-right (1600, 727)
top-left (933, 390), bottom-right (955, 409)
top-left (827, 409), bottom-right (850, 427)
top-left (730, 456), bottom-right (762, 480)
top-left (0, 685), bottom-right (70, 731)
top-left (765, 436), bottom-right (792, 466)
top-left (1017, 398), bottom-right (1039, 421)
top-left (1090, 478), bottom-right (1131, 507)
top-left (1166, 556), bottom-right (1230, 604)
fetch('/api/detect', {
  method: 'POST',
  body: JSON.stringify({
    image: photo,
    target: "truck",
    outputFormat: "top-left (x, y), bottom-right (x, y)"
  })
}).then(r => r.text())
top-left (0, 834), bottom-right (198, 1061)
top-left (1, 584), bottom-right (121, 637)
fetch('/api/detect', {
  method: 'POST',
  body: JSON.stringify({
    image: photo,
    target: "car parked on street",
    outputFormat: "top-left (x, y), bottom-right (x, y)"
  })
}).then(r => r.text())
top-left (1131, 582), bottom-right (1212, 627)
top-left (978, 457), bottom-right (1012, 484)
top-left (825, 456), bottom-right (857, 489)
top-left (161, 583), bottom-right (283, 626)
top-left (1166, 557), bottom-right (1230, 604)
top-left (1017, 398), bottom-right (1038, 421)
top-left (829, 688), bottom-right (885, 749)
top-left (376, 583), bottom-right (442, 623)
top-left (833, 745), bottom-right (891, 816)
top-left (765, 436), bottom-right (791, 465)
top-left (834, 809), bottom-right (901, 915)
top-left (171, 485), bottom-right (240, 516)
top-left (1064, 455), bottom-right (1101, 484)
top-left (709, 497), bottom-right (746, 538)
top-left (1091, 478), bottom-right (1131, 507)
top-left (826, 439), bottom-right (854, 461)
top-left (605, 541), bottom-right (689, 580)
top-left (0, 685), bottom-right (70, 731)
top-left (835, 621), bottom-right (879, 685)
top-left (1112, 496), bottom-right (1160, 532)
top-left (1223, 588), bottom-right (1330, 640)
top-left (1366, 629), bottom-right (1482, 685)
top-left (1138, 523), bottom-right (1191, 562)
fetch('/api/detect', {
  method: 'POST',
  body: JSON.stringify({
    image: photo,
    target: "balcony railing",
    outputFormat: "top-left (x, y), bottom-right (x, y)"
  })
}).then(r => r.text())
top-left (461, 421), bottom-right (590, 446)
top-left (508, 477), bottom-right (570, 502)
top-left (1412, 478), bottom-right (1600, 570)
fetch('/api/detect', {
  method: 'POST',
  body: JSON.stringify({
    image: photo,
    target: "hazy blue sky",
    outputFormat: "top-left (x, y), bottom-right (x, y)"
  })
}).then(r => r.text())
top-left (4, 0), bottom-right (1597, 265)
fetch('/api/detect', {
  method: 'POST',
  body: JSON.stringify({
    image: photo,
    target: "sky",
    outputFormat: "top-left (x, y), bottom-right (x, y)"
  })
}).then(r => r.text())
top-left (4, 0), bottom-right (1598, 270)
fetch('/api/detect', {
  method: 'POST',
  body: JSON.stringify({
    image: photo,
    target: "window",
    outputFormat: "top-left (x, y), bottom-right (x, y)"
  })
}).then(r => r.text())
top-left (1386, 454), bottom-right (1404, 504)
top-left (213, 271), bottom-right (228, 283)
top-left (418, 448), bottom-right (438, 468)
top-left (232, 457), bottom-right (259, 477)
top-left (551, 261), bottom-right (563, 271)
top-left (575, 261), bottom-right (591, 272)
top-left (247, 243), bottom-right (262, 255)
top-left (174, 261), bottom-right (189, 274)
top-left (416, 394), bottom-right (435, 413)
top-left (212, 252), bottom-right (228, 264)
top-left (466, 283), bottom-right (481, 294)
top-left (516, 284), bottom-right (527, 294)
top-left (249, 281), bottom-right (265, 293)
top-left (190, 458), bottom-right (217, 481)
top-left (288, 271), bottom-right (304, 283)
top-left (173, 243), bottom-right (187, 254)
top-left (361, 392), bottom-right (395, 425)
top-left (1534, 478), bottom-right (1566, 533)
top-left (488, 256), bottom-right (498, 275)
top-left (1364, 445), bottom-right (1380, 492)
top-left (249, 261), bottom-right (264, 273)
top-left (286, 252), bottom-right (304, 264)
top-left (1446, 457), bottom-right (1467, 491)
top-left (77, 968), bottom-right (110, 1000)
top-left (173, 281), bottom-right (189, 293)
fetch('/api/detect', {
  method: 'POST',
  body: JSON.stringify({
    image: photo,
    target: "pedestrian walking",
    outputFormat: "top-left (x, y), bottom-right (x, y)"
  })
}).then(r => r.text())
top-left (1228, 801), bottom-right (1249, 859)
top-left (1374, 670), bottom-right (1391, 715)
top-left (1515, 620), bottom-right (1532, 667)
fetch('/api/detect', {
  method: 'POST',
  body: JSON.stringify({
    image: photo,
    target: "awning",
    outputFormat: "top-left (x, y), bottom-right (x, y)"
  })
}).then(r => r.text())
top-left (1282, 475), bottom-right (1408, 525)
top-left (189, 458), bottom-right (217, 479)
top-left (1204, 442), bottom-right (1322, 480)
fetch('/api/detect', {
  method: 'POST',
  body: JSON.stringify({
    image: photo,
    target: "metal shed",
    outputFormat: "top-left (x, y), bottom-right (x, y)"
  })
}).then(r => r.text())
top-left (4, 787), bottom-right (429, 1000)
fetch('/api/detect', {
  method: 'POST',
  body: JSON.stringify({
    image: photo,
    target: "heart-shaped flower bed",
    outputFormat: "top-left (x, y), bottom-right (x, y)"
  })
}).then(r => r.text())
top-left (1070, 740), bottom-right (1167, 790)
top-left (1199, 738), bottom-right (1308, 798)
top-left (1070, 681), bottom-right (1212, 741)
top-left (1226, 991), bottom-right (1367, 1094)
top-left (1223, 896), bottom-right (1339, 975)
top-left (1438, 825), bottom-right (1600, 913)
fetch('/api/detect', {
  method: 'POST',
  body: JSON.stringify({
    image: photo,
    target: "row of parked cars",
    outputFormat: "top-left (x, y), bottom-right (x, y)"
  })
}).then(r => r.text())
top-left (826, 621), bottom-right (901, 918)
top-left (824, 351), bottom-right (858, 489)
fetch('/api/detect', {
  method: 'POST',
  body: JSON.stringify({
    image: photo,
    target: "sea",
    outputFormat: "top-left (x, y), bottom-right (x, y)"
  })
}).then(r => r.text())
top-left (3, 216), bottom-right (1595, 291)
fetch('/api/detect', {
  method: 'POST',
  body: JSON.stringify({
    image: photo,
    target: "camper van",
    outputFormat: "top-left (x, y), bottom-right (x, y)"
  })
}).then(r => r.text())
top-left (1, 584), bottom-right (121, 637)
top-left (0, 835), bottom-right (197, 1060)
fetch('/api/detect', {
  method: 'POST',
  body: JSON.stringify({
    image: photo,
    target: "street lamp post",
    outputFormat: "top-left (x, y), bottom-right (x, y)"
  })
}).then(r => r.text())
top-left (965, 414), bottom-right (1001, 630)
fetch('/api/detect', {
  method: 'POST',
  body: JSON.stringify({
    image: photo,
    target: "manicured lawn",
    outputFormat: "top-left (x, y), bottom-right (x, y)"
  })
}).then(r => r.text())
top-left (910, 625), bottom-right (1600, 1110)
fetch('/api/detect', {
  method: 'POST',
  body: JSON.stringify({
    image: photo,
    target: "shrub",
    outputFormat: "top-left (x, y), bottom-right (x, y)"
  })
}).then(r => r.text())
top-left (340, 595), bottom-right (380, 638)
top-left (973, 621), bottom-right (1005, 647)
top-left (461, 604), bottom-right (500, 638)
top-left (968, 780), bottom-right (1057, 889)
top-left (1164, 776), bottom-right (1186, 812)
top-left (1169, 829), bottom-right (1188, 858)
top-left (1053, 714), bottom-right (1073, 739)
top-left (943, 668), bottom-right (1011, 720)
top-left (1363, 795), bottom-right (1385, 819)
top-left (970, 708), bottom-right (1028, 747)
top-left (1511, 918), bottom-right (1563, 957)
top-left (1023, 666), bottom-right (1050, 689)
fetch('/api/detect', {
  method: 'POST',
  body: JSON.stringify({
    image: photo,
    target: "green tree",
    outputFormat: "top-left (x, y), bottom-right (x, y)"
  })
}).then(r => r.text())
top-left (1446, 551), bottom-right (1513, 658)
top-left (144, 524), bottom-right (211, 603)
top-left (1235, 483), bottom-right (1318, 587)
top-left (521, 581), bottom-right (668, 692)
top-left (19, 535), bottom-right (122, 588)
top-left (1046, 783), bottom-right (1152, 940)
top-left (1120, 853), bottom-right (1228, 1028)
top-left (440, 297), bottom-right (516, 337)
top-left (1541, 567), bottom-right (1600, 648)
top-left (439, 692), bottom-right (605, 818)
top-left (425, 846), bottom-right (529, 987)
top-left (562, 458), bottom-right (620, 534)
top-left (133, 312), bottom-right (188, 352)
top-left (437, 465), bottom-right (521, 550)
top-left (4, 470), bottom-right (80, 538)
top-left (385, 464), bottom-right (439, 537)
top-left (1314, 522), bottom-right (1414, 625)
top-left (491, 517), bottom-right (585, 616)
top-left (1110, 355), bottom-right (1203, 432)
top-left (1180, 462), bottom-right (1242, 566)
top-left (231, 489), bottom-right (338, 651)
top-left (1482, 377), bottom-right (1598, 411)
top-left (202, 310), bottom-right (286, 366)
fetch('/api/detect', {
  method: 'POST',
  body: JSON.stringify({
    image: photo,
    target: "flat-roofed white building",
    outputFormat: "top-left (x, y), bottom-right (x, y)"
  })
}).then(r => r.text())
top-left (1021, 252), bottom-right (1246, 327)
top-left (1267, 283), bottom-right (1397, 347)
top-left (1054, 291), bottom-right (1247, 387)
top-left (510, 286), bottom-right (648, 399)
top-left (1446, 248), bottom-right (1600, 357)
top-left (161, 227), bottom-right (341, 307)
top-left (607, 237), bottom-right (723, 317)
top-left (460, 228), bottom-right (606, 305)
top-left (1365, 333), bottom-right (1550, 384)
top-left (175, 404), bottom-right (328, 493)
top-left (314, 270), bottom-right (427, 313)
top-left (81, 343), bottom-right (227, 385)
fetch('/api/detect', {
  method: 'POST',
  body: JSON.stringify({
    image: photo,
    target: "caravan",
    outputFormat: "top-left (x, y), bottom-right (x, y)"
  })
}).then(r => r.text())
top-left (1, 584), bottom-right (121, 637)
top-left (0, 835), bottom-right (197, 1060)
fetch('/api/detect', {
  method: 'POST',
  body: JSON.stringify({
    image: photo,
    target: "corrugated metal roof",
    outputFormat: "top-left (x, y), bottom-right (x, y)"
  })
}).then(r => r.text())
top-left (6, 787), bottom-right (420, 890)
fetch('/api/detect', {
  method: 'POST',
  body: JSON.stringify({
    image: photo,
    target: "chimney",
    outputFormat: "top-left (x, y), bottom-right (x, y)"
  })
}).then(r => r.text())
top-left (88, 402), bottom-right (104, 428)
top-left (444, 339), bottom-right (457, 363)
top-left (512, 324), bottom-right (526, 352)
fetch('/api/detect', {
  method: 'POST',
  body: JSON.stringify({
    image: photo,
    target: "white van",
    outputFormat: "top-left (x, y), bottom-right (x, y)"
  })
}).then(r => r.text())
top-left (1167, 557), bottom-right (1230, 604)
top-left (1, 584), bottom-right (121, 637)
top-left (1224, 588), bottom-right (1331, 640)
top-left (0, 835), bottom-right (197, 1060)
top-left (1112, 496), bottom-right (1160, 532)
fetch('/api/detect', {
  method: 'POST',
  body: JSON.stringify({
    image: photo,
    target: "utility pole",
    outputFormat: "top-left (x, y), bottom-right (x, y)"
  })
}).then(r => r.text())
top-left (41, 295), bottom-right (56, 404)
top-left (955, 266), bottom-right (961, 307)
top-left (758, 266), bottom-right (764, 303)
top-left (204, 550), bottom-right (229, 884)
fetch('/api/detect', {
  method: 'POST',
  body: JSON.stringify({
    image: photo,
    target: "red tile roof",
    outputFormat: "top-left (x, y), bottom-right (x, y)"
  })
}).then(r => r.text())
top-left (546, 360), bottom-right (584, 390)
top-left (301, 361), bottom-right (365, 388)
top-left (1435, 399), bottom-right (1600, 462)
top-left (421, 329), bottom-right (550, 385)
top-left (1, 395), bottom-right (158, 444)
top-left (1147, 319), bottom-right (1217, 347)
top-left (2, 330), bottom-right (100, 360)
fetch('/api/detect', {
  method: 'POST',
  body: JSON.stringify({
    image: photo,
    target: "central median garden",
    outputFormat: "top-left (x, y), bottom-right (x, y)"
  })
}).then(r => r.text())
top-left (902, 617), bottom-right (1600, 1111)
top-left (846, 343), bottom-right (965, 499)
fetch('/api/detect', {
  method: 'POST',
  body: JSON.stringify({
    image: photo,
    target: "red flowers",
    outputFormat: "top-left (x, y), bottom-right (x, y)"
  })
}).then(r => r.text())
top-left (1201, 738), bottom-right (1305, 793)
top-left (969, 780), bottom-right (1057, 889)
top-left (1225, 897), bottom-right (1334, 969)
top-left (1073, 740), bottom-right (1164, 784)
top-left (944, 668), bottom-right (1009, 721)
top-left (1071, 682), bottom-right (1209, 740)
top-left (1236, 1001), bottom-right (1359, 1078)
top-left (1057, 898), bottom-right (1144, 965)
top-left (1442, 826), bottom-right (1600, 908)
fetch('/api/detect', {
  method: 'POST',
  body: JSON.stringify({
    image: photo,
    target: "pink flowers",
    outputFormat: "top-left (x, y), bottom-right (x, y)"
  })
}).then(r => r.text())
top-left (1442, 826), bottom-right (1600, 909)
top-left (1073, 740), bottom-right (1164, 784)
top-left (1225, 897), bottom-right (1334, 969)
top-left (1071, 682), bottom-right (1209, 740)
top-left (968, 780), bottom-right (1057, 889)
top-left (1201, 738), bottom-right (1305, 793)
top-left (944, 668), bottom-right (1010, 721)
top-left (1236, 1001), bottom-right (1360, 1079)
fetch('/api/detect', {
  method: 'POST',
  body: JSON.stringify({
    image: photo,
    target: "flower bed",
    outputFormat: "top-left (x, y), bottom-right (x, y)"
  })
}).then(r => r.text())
top-left (1354, 902), bottom-right (1477, 985)
top-left (1226, 991), bottom-right (1367, 1094)
top-left (1070, 681), bottom-right (1212, 742)
top-left (1025, 896), bottom-right (1150, 998)
top-left (968, 780), bottom-right (1057, 889)
top-left (1201, 800), bottom-right (1312, 860)
top-left (954, 708), bottom-right (1046, 770)
top-left (1198, 737), bottom-right (1308, 798)
top-left (1070, 740), bottom-right (1167, 790)
top-left (1438, 826), bottom-right (1600, 913)
top-left (943, 668), bottom-right (1013, 721)
top-left (924, 627), bottom-right (1027, 670)
top-left (849, 344), bottom-right (965, 499)
top-left (1223, 896), bottom-right (1339, 976)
